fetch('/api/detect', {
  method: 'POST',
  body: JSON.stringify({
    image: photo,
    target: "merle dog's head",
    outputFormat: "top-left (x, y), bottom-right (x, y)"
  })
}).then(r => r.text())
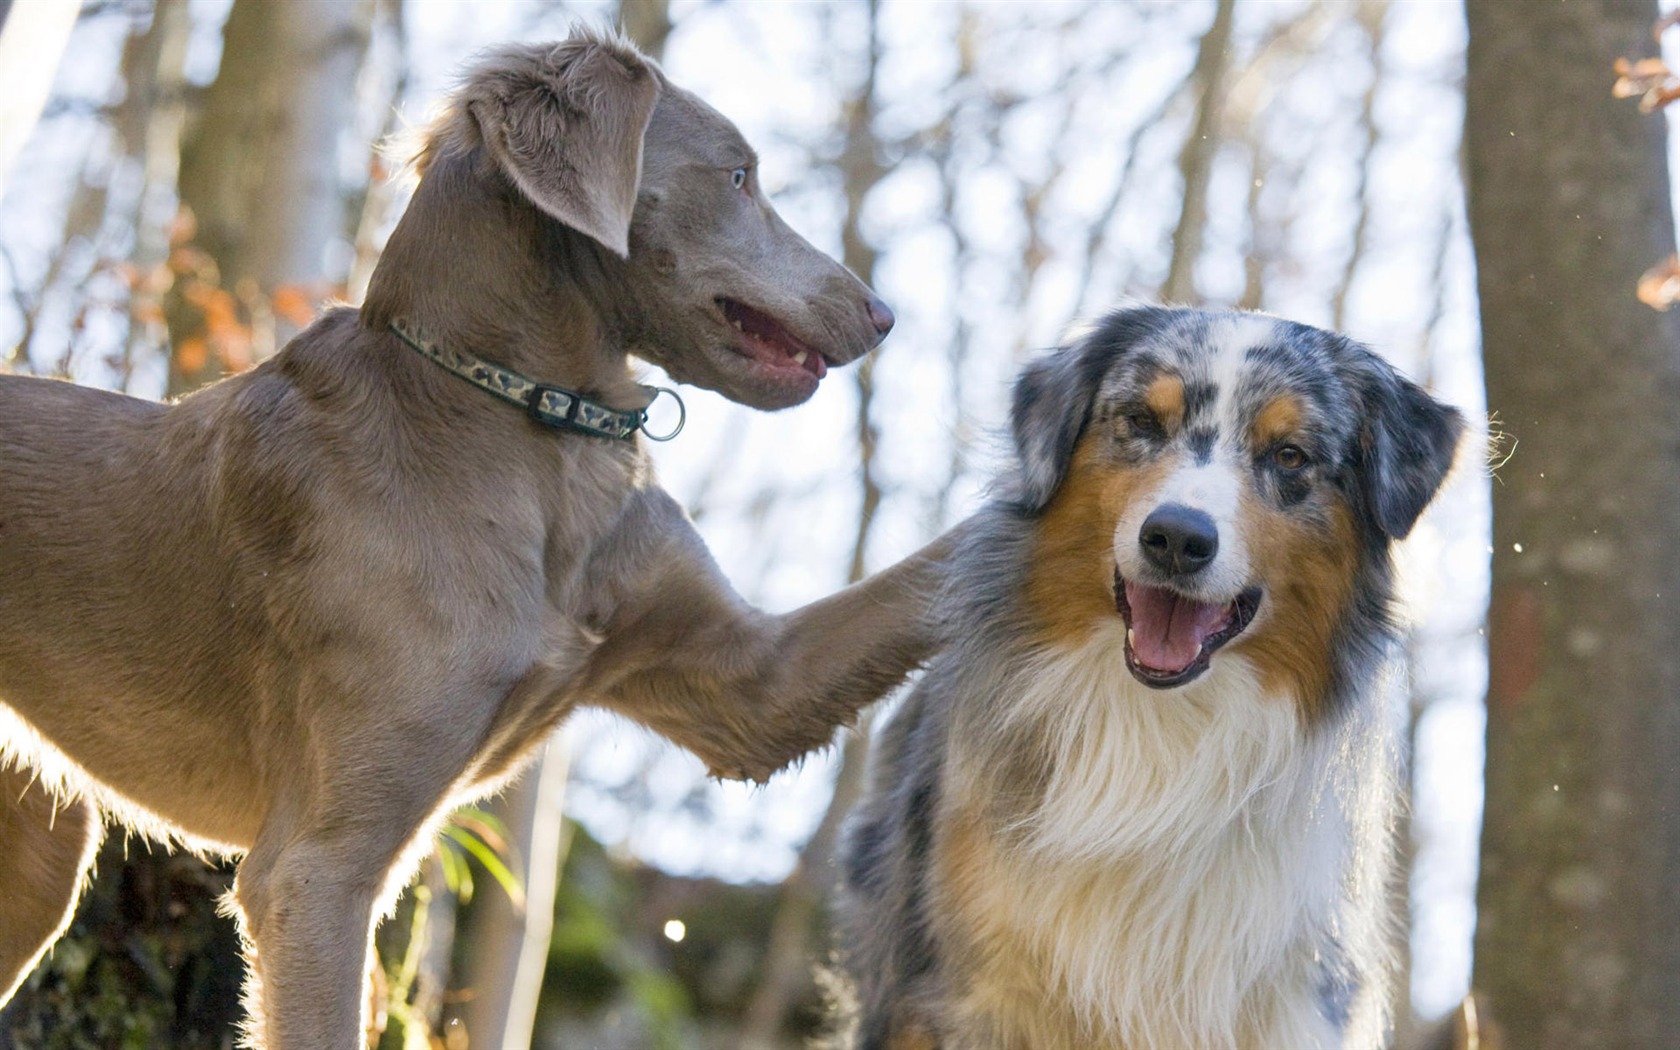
top-left (1007, 305), bottom-right (1464, 707)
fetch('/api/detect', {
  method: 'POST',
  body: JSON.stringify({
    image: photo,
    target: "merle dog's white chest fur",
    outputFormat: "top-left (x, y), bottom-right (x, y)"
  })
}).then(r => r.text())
top-left (939, 625), bottom-right (1394, 1048)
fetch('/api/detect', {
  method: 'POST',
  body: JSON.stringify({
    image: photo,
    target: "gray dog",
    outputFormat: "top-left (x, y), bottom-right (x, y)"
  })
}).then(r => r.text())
top-left (0, 30), bottom-right (948, 1048)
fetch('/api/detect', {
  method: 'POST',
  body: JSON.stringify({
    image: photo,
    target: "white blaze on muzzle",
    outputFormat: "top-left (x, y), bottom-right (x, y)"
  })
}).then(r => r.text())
top-left (1112, 456), bottom-right (1253, 604)
top-left (1108, 454), bottom-right (1262, 686)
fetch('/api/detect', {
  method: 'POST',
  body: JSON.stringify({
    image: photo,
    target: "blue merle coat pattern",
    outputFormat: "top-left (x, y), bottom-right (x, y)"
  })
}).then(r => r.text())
top-left (837, 305), bottom-right (1463, 1050)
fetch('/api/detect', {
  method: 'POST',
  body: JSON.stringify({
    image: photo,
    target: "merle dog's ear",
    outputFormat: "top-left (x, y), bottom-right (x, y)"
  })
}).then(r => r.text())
top-left (1346, 349), bottom-right (1465, 539)
top-left (465, 33), bottom-right (660, 258)
top-left (1010, 306), bottom-right (1167, 512)
top-left (1010, 345), bottom-right (1099, 513)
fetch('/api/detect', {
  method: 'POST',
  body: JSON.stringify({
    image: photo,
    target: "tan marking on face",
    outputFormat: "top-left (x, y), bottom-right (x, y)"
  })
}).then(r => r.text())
top-left (1144, 373), bottom-right (1186, 433)
top-left (1251, 393), bottom-right (1304, 450)
top-left (1026, 435), bottom-right (1175, 648)
top-left (1231, 492), bottom-right (1361, 723)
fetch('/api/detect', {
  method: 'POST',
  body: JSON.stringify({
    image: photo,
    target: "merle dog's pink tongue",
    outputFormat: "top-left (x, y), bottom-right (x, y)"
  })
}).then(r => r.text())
top-left (1124, 581), bottom-right (1230, 673)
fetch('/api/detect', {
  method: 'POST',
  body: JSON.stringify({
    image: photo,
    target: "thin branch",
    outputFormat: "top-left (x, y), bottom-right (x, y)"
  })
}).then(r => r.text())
top-left (1331, 0), bottom-right (1388, 332)
top-left (1161, 0), bottom-right (1237, 304)
top-left (1238, 134), bottom-right (1270, 311)
top-left (347, 0), bottom-right (410, 304)
top-left (1072, 76), bottom-right (1192, 318)
top-left (0, 242), bottom-right (37, 372)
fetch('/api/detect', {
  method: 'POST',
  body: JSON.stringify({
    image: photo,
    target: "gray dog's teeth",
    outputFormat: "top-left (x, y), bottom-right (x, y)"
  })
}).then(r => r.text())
top-left (793, 351), bottom-right (808, 366)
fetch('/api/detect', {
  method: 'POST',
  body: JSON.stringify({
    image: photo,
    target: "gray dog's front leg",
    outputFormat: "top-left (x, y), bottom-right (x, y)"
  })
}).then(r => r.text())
top-left (580, 491), bottom-right (960, 782)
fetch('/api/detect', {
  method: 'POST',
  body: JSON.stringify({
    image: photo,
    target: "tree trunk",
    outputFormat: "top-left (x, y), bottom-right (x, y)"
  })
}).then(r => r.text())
top-left (0, 0), bottom-right (79, 197)
top-left (168, 0), bottom-right (374, 394)
top-left (114, 0), bottom-right (192, 384)
top-left (617, 0), bottom-right (672, 64)
top-left (1465, 1), bottom-right (1680, 1045)
top-left (448, 743), bottom-right (571, 1050)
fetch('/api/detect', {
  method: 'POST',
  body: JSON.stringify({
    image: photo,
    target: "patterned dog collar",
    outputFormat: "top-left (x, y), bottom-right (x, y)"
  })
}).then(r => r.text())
top-left (389, 317), bottom-right (684, 442)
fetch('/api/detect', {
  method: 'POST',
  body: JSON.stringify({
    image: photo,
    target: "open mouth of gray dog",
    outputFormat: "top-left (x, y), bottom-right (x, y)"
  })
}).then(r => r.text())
top-left (1114, 569), bottom-right (1262, 689)
top-left (718, 298), bottom-right (830, 381)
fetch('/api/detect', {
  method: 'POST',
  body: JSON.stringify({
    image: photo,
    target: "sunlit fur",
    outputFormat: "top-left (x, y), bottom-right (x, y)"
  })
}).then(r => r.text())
top-left (0, 27), bottom-right (935, 1047)
top-left (938, 636), bottom-right (1380, 1049)
top-left (839, 305), bottom-right (1464, 1050)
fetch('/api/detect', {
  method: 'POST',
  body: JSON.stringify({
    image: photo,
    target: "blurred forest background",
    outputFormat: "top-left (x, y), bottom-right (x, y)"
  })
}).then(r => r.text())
top-left (1, 0), bottom-right (1677, 1047)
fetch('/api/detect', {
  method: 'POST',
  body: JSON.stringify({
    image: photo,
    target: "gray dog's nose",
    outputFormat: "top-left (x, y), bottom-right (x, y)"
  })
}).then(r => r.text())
top-left (867, 297), bottom-right (896, 337)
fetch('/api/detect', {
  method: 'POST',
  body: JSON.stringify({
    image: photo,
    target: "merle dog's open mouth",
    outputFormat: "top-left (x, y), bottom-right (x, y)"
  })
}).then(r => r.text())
top-left (718, 298), bottom-right (828, 380)
top-left (1114, 569), bottom-right (1262, 689)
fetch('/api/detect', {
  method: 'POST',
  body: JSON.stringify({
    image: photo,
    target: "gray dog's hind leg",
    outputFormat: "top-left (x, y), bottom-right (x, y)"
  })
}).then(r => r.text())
top-left (0, 764), bottom-right (100, 1007)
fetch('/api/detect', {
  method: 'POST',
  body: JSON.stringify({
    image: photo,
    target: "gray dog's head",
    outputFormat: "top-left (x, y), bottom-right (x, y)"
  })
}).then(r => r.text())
top-left (399, 30), bottom-right (894, 411)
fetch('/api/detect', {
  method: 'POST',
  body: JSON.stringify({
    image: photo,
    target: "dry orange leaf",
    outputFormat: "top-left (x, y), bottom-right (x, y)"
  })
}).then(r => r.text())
top-left (1612, 56), bottom-right (1680, 111)
top-left (217, 333), bottom-right (253, 373)
top-left (169, 245), bottom-right (214, 277)
top-left (168, 207), bottom-right (198, 248)
top-left (202, 291), bottom-right (241, 339)
top-left (139, 260), bottom-right (174, 297)
top-left (1637, 254), bottom-right (1680, 311)
top-left (271, 284), bottom-right (318, 327)
top-left (183, 282), bottom-right (240, 335)
top-left (176, 335), bottom-right (209, 373)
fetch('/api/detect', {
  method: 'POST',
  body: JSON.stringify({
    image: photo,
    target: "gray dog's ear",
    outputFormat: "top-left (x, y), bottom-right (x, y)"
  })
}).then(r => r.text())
top-left (1345, 348), bottom-right (1465, 539)
top-left (1010, 346), bottom-right (1099, 513)
top-left (466, 35), bottom-right (660, 258)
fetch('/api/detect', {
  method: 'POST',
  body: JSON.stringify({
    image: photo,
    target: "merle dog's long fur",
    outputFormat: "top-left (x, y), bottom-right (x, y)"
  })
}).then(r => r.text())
top-left (837, 305), bottom-right (1463, 1049)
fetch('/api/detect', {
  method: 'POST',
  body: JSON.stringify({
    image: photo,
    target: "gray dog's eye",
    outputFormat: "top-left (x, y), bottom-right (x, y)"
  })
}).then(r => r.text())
top-left (731, 167), bottom-right (748, 190)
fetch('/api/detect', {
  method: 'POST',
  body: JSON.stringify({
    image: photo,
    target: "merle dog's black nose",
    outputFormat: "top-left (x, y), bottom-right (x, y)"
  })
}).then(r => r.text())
top-left (867, 296), bottom-right (895, 336)
top-left (1140, 504), bottom-right (1219, 576)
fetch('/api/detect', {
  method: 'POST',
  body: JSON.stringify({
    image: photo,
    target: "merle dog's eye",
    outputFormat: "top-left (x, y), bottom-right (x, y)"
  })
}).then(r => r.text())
top-left (1273, 444), bottom-right (1309, 470)
top-left (1125, 411), bottom-right (1161, 437)
top-left (731, 167), bottom-right (748, 190)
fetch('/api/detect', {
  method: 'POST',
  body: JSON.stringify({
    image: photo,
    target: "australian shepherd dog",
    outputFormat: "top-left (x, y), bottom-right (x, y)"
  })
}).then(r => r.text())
top-left (837, 305), bottom-right (1464, 1049)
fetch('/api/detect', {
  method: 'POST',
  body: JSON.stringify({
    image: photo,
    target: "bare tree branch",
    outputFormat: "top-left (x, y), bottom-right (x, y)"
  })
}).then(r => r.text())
top-left (1073, 80), bottom-right (1190, 318)
top-left (1331, 0), bottom-right (1388, 332)
top-left (1161, 0), bottom-right (1236, 304)
top-left (0, 0), bottom-right (79, 196)
top-left (1238, 135), bottom-right (1270, 311)
top-left (112, 0), bottom-right (191, 387)
top-left (0, 241), bottom-right (37, 372)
